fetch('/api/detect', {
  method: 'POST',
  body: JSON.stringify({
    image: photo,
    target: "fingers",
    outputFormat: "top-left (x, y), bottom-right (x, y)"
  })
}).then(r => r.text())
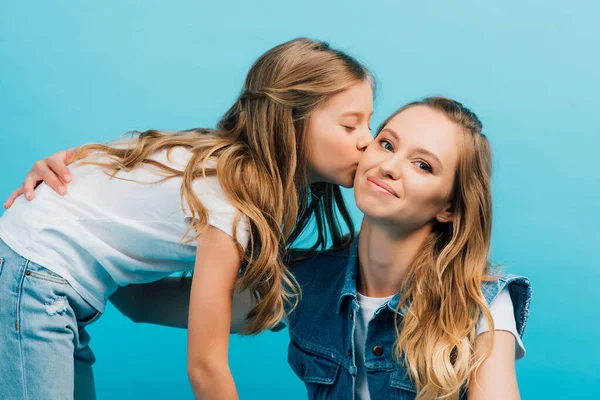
top-left (22, 166), bottom-right (43, 199)
top-left (64, 147), bottom-right (79, 164)
top-left (3, 187), bottom-right (25, 209)
top-left (34, 159), bottom-right (68, 196)
top-left (4, 147), bottom-right (78, 209)
top-left (47, 154), bottom-right (72, 184)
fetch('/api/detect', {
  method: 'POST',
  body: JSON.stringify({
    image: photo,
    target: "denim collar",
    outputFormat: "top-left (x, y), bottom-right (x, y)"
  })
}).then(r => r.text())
top-left (336, 234), bottom-right (407, 316)
top-left (336, 236), bottom-right (360, 312)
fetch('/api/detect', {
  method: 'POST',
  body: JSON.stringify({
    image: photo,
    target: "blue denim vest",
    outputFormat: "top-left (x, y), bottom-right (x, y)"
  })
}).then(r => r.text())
top-left (284, 238), bottom-right (532, 399)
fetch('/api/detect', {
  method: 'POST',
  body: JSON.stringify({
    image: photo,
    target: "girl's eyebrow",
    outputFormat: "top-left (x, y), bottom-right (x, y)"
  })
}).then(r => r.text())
top-left (339, 110), bottom-right (374, 118)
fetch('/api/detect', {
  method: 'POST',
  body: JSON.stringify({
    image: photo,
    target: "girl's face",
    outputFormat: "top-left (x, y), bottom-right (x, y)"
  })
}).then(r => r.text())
top-left (306, 80), bottom-right (374, 188)
top-left (354, 106), bottom-right (460, 231)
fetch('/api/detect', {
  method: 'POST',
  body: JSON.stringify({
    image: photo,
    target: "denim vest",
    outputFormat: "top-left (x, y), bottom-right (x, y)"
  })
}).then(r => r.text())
top-left (284, 239), bottom-right (532, 400)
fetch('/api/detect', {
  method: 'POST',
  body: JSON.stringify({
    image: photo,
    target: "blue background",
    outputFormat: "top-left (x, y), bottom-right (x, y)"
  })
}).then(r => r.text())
top-left (1, 1), bottom-right (598, 398)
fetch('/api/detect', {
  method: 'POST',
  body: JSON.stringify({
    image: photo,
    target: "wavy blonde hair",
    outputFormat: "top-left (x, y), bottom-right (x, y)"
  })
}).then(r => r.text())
top-left (71, 38), bottom-right (373, 334)
top-left (379, 97), bottom-right (498, 399)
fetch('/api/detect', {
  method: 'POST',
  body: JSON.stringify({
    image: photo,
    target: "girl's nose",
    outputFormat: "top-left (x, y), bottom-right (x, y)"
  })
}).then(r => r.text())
top-left (357, 131), bottom-right (374, 151)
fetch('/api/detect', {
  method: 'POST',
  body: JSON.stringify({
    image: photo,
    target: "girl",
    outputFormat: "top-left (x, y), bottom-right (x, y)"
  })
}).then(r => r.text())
top-left (21, 97), bottom-right (532, 399)
top-left (0, 38), bottom-right (374, 399)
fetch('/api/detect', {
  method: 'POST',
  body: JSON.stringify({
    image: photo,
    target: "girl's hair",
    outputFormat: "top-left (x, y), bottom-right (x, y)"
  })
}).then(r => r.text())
top-left (71, 38), bottom-right (373, 334)
top-left (378, 97), bottom-right (497, 399)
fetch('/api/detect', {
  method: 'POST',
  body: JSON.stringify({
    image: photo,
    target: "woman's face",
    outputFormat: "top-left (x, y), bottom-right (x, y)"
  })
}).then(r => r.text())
top-left (354, 105), bottom-right (461, 231)
top-left (306, 79), bottom-right (374, 188)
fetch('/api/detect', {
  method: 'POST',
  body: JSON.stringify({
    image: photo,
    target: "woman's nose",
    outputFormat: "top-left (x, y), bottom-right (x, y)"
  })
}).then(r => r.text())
top-left (379, 156), bottom-right (402, 180)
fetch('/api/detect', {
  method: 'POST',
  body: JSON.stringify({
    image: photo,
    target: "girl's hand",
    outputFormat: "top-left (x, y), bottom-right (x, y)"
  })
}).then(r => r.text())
top-left (4, 147), bottom-right (78, 209)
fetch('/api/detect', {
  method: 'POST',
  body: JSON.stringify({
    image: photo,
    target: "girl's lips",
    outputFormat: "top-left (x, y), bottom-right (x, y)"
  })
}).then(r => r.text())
top-left (366, 177), bottom-right (399, 198)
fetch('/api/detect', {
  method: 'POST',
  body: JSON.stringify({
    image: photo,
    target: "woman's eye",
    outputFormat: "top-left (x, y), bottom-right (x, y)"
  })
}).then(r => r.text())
top-left (415, 161), bottom-right (432, 173)
top-left (379, 139), bottom-right (394, 151)
top-left (343, 125), bottom-right (356, 131)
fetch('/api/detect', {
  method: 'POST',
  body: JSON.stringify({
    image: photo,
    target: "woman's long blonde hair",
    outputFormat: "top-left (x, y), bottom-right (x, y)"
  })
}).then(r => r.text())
top-left (380, 97), bottom-right (497, 399)
top-left (72, 38), bottom-right (372, 334)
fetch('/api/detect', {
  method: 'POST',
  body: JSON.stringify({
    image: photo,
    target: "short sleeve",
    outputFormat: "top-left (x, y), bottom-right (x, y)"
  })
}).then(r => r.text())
top-left (476, 288), bottom-right (526, 360)
top-left (184, 173), bottom-right (250, 249)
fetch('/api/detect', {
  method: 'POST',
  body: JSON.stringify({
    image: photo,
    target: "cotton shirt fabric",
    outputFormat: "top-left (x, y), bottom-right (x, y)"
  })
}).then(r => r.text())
top-left (0, 146), bottom-right (249, 312)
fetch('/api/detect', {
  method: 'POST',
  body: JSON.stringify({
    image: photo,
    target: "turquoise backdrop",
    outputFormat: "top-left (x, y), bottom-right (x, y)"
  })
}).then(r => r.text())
top-left (1, 1), bottom-right (598, 398)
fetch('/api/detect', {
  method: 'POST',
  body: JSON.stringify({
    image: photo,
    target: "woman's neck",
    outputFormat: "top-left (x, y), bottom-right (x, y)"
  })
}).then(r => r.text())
top-left (356, 218), bottom-right (431, 298)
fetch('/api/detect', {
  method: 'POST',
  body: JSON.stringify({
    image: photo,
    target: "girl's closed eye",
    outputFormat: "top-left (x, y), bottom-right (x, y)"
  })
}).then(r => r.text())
top-left (343, 125), bottom-right (356, 132)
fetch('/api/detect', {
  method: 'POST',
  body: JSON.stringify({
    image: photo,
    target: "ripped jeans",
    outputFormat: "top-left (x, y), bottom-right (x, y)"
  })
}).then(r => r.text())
top-left (0, 238), bottom-right (101, 400)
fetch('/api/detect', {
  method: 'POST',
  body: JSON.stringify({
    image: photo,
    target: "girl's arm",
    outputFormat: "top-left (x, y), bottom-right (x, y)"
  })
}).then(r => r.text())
top-left (187, 225), bottom-right (242, 399)
top-left (467, 330), bottom-right (520, 400)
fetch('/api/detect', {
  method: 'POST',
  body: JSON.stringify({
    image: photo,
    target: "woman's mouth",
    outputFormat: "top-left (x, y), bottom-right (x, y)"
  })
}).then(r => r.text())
top-left (366, 177), bottom-right (399, 198)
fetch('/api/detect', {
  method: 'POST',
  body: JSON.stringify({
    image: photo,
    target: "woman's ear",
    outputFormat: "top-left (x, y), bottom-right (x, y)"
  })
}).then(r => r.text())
top-left (436, 204), bottom-right (454, 223)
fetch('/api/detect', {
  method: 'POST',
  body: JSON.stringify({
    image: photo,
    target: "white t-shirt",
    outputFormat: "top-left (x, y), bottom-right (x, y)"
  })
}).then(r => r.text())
top-left (0, 146), bottom-right (249, 312)
top-left (354, 288), bottom-right (525, 400)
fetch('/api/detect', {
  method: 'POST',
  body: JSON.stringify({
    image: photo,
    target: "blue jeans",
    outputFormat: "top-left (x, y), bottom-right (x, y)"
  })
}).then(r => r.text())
top-left (0, 238), bottom-right (102, 400)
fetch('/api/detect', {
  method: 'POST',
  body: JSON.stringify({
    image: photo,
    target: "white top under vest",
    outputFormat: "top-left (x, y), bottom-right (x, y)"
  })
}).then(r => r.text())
top-left (0, 146), bottom-right (250, 312)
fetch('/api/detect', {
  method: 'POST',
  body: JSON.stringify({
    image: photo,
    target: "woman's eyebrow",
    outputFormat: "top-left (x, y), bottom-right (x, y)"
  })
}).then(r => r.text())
top-left (381, 128), bottom-right (443, 171)
top-left (413, 148), bottom-right (443, 171)
top-left (381, 127), bottom-right (400, 141)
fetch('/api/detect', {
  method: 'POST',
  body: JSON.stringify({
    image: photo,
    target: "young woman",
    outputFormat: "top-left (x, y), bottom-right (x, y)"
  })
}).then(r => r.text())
top-left (0, 38), bottom-right (375, 400)
top-left (280, 97), bottom-right (531, 400)
top-left (19, 97), bottom-right (532, 399)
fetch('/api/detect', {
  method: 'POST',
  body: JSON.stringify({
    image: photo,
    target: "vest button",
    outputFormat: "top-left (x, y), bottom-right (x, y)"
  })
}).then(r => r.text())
top-left (372, 345), bottom-right (384, 356)
top-left (300, 364), bottom-right (306, 376)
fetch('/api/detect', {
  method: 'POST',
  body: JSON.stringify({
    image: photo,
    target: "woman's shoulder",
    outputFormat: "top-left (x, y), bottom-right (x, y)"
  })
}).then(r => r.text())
top-left (476, 288), bottom-right (528, 359)
top-left (481, 266), bottom-right (532, 340)
top-left (482, 265), bottom-right (531, 302)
